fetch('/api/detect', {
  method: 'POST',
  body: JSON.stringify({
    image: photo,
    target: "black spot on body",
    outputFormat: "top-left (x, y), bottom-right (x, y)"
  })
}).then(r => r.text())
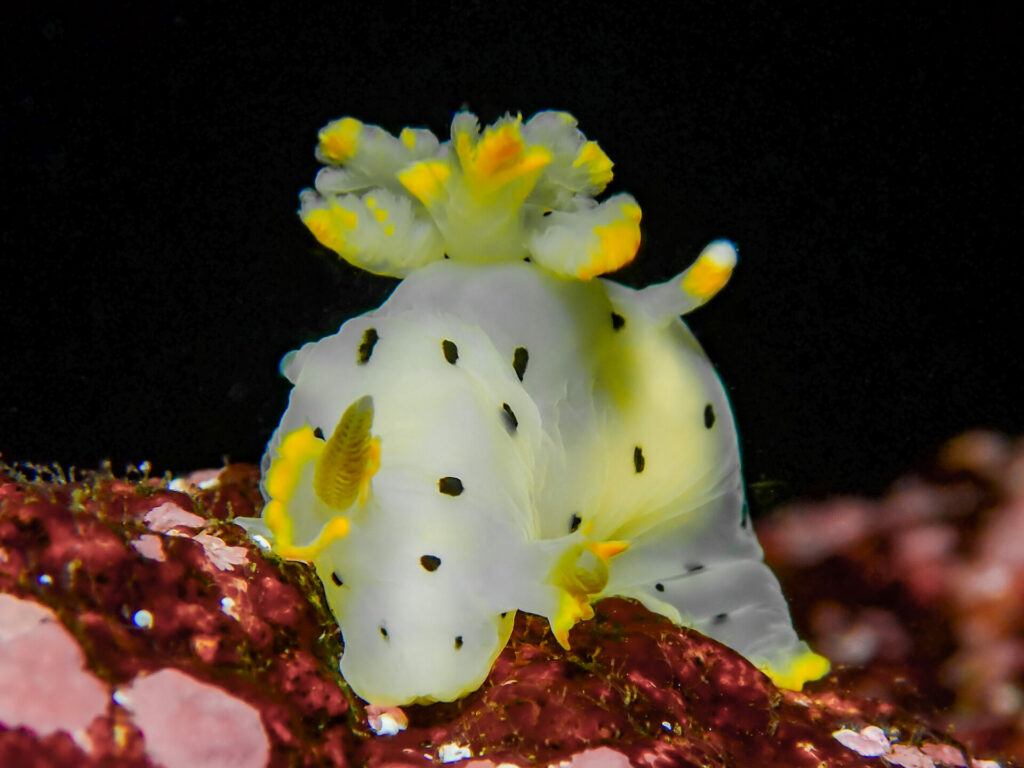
top-left (569, 513), bottom-right (582, 533)
top-left (442, 339), bottom-right (459, 364)
top-left (357, 328), bottom-right (379, 364)
top-left (611, 312), bottom-right (625, 330)
top-left (454, 635), bottom-right (464, 650)
top-left (712, 612), bottom-right (728, 625)
top-left (704, 403), bottom-right (716, 429)
top-left (330, 572), bottom-right (343, 586)
top-left (313, 427), bottom-right (325, 440)
top-left (379, 626), bottom-right (389, 639)
top-left (686, 564), bottom-right (705, 573)
top-left (439, 477), bottom-right (464, 496)
top-left (501, 403), bottom-right (518, 432)
top-left (512, 347), bottom-right (528, 382)
top-left (420, 554), bottom-right (441, 572)
top-left (500, 612), bottom-right (508, 618)
top-left (633, 446), bottom-right (645, 473)
top-left (655, 582), bottom-right (665, 592)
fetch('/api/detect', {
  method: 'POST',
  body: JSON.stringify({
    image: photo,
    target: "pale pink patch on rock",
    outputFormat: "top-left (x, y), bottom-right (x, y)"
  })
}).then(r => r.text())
top-left (888, 743), bottom-right (936, 768)
top-left (118, 667), bottom-right (269, 768)
top-left (131, 533), bottom-right (166, 562)
top-left (144, 501), bottom-right (206, 532)
top-left (920, 742), bottom-right (968, 766)
top-left (0, 594), bottom-right (109, 748)
top-left (193, 533), bottom-right (248, 571)
top-left (565, 746), bottom-right (632, 767)
top-left (832, 725), bottom-right (891, 757)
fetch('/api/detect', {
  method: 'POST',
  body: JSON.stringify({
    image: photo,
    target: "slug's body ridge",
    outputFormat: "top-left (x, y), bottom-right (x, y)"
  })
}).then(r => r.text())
top-left (241, 110), bottom-right (828, 705)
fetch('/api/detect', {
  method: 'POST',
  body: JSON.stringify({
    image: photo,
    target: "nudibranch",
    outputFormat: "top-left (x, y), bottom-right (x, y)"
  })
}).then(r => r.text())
top-left (237, 110), bottom-right (829, 706)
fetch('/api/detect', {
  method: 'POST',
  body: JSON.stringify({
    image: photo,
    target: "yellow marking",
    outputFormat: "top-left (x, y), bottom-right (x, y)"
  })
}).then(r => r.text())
top-left (398, 159), bottom-right (451, 206)
top-left (573, 141), bottom-right (613, 188)
top-left (303, 206), bottom-right (357, 255)
top-left (547, 537), bottom-right (629, 647)
top-left (318, 117), bottom-right (362, 163)
top-left (384, 224), bottom-right (395, 236)
top-left (578, 204), bottom-right (642, 280)
top-left (682, 256), bottom-right (733, 299)
top-left (759, 649), bottom-right (830, 690)
top-left (455, 121), bottom-right (552, 197)
top-left (551, 591), bottom-right (592, 649)
top-left (313, 395), bottom-right (380, 510)
top-left (586, 540), bottom-right (629, 562)
top-left (399, 127), bottom-right (417, 149)
top-left (273, 516), bottom-right (351, 561)
top-left (372, 208), bottom-right (388, 222)
top-left (365, 196), bottom-right (377, 208)
top-left (265, 426), bottom-right (322, 501)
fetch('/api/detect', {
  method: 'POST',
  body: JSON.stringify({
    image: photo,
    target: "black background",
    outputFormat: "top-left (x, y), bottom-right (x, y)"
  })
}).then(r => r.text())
top-left (2, 3), bottom-right (1019, 507)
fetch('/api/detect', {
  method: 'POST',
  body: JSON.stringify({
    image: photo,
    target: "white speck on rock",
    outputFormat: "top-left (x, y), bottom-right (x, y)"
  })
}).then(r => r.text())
top-left (439, 742), bottom-right (473, 763)
top-left (366, 704), bottom-right (409, 735)
top-left (132, 610), bottom-right (154, 629)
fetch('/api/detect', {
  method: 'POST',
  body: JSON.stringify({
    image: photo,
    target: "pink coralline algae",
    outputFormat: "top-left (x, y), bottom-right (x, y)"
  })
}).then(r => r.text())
top-left (1, 441), bottom-right (1017, 767)
top-left (760, 430), bottom-right (1024, 765)
top-left (116, 668), bottom-right (269, 768)
top-left (0, 594), bottom-right (109, 749)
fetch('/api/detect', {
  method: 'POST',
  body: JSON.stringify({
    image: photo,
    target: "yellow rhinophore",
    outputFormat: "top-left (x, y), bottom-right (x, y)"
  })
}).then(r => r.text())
top-left (263, 396), bottom-right (381, 560)
top-left (314, 395), bottom-right (381, 510)
top-left (759, 648), bottom-right (831, 691)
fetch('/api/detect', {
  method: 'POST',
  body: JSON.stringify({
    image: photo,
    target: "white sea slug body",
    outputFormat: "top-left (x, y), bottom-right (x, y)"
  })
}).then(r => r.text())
top-left (240, 111), bottom-right (828, 706)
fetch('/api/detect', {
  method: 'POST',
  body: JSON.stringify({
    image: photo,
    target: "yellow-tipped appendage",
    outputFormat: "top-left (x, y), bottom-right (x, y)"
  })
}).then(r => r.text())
top-left (681, 240), bottom-right (736, 301)
top-left (573, 140), bottom-right (613, 189)
top-left (317, 117), bottom-right (363, 164)
top-left (397, 160), bottom-right (451, 208)
top-left (303, 203), bottom-right (357, 257)
top-left (263, 396), bottom-right (381, 561)
top-left (578, 202), bottom-right (642, 280)
top-left (758, 648), bottom-right (831, 691)
top-left (453, 120), bottom-right (552, 202)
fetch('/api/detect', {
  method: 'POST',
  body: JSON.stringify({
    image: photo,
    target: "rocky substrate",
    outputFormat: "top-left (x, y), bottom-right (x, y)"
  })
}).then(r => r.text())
top-left (2, 434), bottom-right (1018, 767)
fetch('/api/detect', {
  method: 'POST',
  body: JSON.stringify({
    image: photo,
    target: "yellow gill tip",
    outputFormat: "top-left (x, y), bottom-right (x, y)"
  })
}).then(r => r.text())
top-left (318, 117), bottom-right (363, 164)
top-left (573, 141), bottom-right (614, 188)
top-left (397, 159), bottom-right (451, 207)
top-left (578, 208), bottom-right (642, 280)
